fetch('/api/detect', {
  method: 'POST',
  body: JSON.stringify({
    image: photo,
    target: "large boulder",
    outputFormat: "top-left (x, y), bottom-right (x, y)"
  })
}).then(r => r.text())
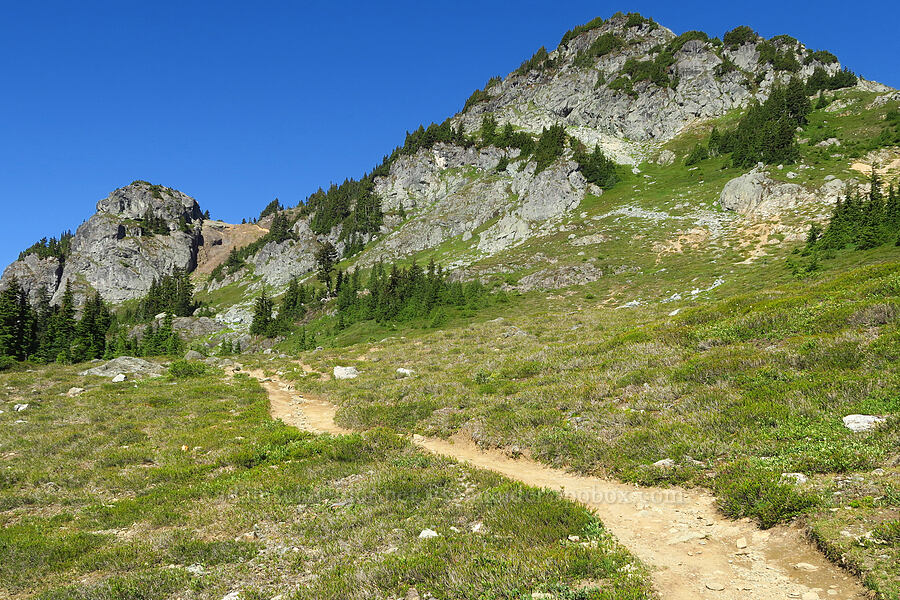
top-left (81, 356), bottom-right (165, 379)
top-left (842, 414), bottom-right (887, 433)
top-left (719, 169), bottom-right (843, 216)
top-left (333, 366), bottom-right (359, 380)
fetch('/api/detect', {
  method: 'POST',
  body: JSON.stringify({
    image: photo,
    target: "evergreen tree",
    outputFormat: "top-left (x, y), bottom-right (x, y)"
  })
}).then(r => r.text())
top-left (250, 292), bottom-right (275, 336)
top-left (316, 242), bottom-right (338, 289)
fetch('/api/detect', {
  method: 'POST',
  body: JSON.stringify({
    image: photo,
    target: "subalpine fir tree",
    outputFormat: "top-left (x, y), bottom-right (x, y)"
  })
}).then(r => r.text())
top-left (250, 291), bottom-right (275, 336)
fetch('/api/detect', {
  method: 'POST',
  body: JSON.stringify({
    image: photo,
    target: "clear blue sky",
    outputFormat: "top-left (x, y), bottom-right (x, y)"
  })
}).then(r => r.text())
top-left (1, 1), bottom-right (898, 266)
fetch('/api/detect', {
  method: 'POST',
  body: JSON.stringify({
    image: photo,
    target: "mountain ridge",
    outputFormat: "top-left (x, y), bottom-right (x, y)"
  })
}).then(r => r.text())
top-left (1, 12), bottom-right (896, 313)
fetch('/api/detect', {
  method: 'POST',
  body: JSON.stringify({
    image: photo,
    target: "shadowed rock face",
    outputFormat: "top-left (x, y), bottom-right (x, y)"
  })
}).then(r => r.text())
top-left (2, 181), bottom-right (204, 305)
top-left (0, 254), bottom-right (63, 305)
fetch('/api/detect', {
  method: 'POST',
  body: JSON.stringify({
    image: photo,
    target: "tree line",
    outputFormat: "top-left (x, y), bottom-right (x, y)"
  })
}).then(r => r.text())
top-left (250, 258), bottom-right (497, 342)
top-left (0, 273), bottom-right (195, 368)
top-left (806, 171), bottom-right (900, 254)
top-left (18, 231), bottom-right (74, 262)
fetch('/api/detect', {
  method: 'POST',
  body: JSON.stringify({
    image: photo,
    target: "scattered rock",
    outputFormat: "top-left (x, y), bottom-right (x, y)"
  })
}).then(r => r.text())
top-left (111, 374), bottom-right (127, 383)
top-left (396, 368), bottom-right (414, 377)
top-left (81, 356), bottom-right (164, 379)
top-left (815, 137), bottom-right (841, 147)
top-left (471, 522), bottom-right (485, 533)
top-left (801, 592), bottom-right (820, 600)
top-left (333, 366), bottom-right (359, 380)
top-left (794, 562), bottom-right (820, 572)
top-left (418, 528), bottom-right (439, 539)
top-left (652, 458), bottom-right (676, 468)
top-left (842, 414), bottom-right (887, 432)
top-left (705, 582), bottom-right (726, 591)
top-left (221, 592), bottom-right (241, 600)
top-left (501, 326), bottom-right (528, 338)
top-left (657, 150), bottom-right (675, 166)
top-left (13, 403), bottom-right (28, 412)
top-left (66, 387), bottom-right (85, 398)
top-left (184, 350), bottom-right (204, 361)
top-left (735, 537), bottom-right (748, 549)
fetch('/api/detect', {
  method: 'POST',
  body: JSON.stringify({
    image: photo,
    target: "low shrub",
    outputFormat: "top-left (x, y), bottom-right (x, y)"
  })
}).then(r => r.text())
top-left (167, 360), bottom-right (209, 378)
top-left (714, 459), bottom-right (819, 528)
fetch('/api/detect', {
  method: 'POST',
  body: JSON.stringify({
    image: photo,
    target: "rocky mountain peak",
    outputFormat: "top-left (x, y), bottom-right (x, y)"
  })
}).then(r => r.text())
top-left (97, 181), bottom-right (202, 223)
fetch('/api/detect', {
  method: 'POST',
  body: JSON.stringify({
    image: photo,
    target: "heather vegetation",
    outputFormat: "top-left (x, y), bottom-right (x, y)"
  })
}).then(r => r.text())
top-left (0, 365), bottom-right (653, 599)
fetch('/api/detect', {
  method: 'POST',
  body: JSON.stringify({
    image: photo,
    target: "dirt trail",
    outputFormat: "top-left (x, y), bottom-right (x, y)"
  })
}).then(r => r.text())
top-left (248, 370), bottom-right (868, 600)
top-left (248, 370), bottom-right (347, 435)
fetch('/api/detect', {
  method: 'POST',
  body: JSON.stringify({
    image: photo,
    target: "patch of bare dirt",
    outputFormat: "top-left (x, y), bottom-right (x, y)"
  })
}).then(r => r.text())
top-left (195, 220), bottom-right (269, 275)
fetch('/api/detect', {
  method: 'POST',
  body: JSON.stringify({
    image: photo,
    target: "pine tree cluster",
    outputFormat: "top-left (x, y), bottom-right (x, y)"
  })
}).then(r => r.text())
top-left (0, 282), bottom-right (112, 365)
top-left (333, 259), bottom-right (490, 328)
top-left (139, 269), bottom-right (198, 320)
top-left (686, 79), bottom-right (813, 168)
top-left (140, 210), bottom-right (170, 236)
top-left (0, 275), bottom-right (195, 367)
top-left (808, 172), bottom-right (900, 253)
top-left (18, 231), bottom-right (74, 262)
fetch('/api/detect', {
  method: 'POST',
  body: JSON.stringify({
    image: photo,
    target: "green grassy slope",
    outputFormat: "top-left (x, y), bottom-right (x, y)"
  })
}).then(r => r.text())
top-left (269, 247), bottom-right (900, 598)
top-left (0, 364), bottom-right (652, 600)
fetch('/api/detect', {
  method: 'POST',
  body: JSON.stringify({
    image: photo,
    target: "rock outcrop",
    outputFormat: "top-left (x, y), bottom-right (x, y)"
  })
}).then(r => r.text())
top-left (456, 14), bottom-right (841, 147)
top-left (1, 253), bottom-right (63, 304)
top-left (2, 181), bottom-right (204, 305)
top-left (718, 168), bottom-right (844, 216)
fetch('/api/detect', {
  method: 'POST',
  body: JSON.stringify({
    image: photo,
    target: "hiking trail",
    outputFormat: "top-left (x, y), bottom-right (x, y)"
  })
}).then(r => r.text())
top-left (248, 369), bottom-right (868, 600)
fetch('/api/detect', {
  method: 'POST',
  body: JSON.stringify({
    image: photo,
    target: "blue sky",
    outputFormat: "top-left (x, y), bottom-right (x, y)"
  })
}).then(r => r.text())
top-left (1, 0), bottom-right (897, 266)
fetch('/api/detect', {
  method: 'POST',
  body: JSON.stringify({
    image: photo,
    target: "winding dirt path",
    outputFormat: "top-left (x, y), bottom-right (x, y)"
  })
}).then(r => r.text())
top-left (249, 370), bottom-right (868, 600)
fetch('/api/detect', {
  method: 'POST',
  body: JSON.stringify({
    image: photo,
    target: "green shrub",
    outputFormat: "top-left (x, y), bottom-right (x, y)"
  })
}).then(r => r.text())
top-left (0, 355), bottom-right (16, 371)
top-left (714, 460), bottom-right (819, 528)
top-left (870, 520), bottom-right (900, 546)
top-left (167, 360), bottom-right (209, 378)
top-left (723, 25), bottom-right (759, 48)
top-left (685, 143), bottom-right (710, 166)
top-left (169, 538), bottom-right (258, 566)
top-left (559, 16), bottom-right (605, 47)
top-left (806, 50), bottom-right (838, 65)
top-left (36, 569), bottom-right (188, 600)
top-left (668, 30), bottom-right (709, 53)
top-left (573, 33), bottom-right (624, 68)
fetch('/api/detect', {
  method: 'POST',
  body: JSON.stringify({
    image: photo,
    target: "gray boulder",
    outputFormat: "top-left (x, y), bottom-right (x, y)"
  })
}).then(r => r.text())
top-left (719, 169), bottom-right (843, 216)
top-left (81, 356), bottom-right (165, 379)
top-left (842, 414), bottom-right (887, 433)
top-left (333, 366), bottom-right (359, 380)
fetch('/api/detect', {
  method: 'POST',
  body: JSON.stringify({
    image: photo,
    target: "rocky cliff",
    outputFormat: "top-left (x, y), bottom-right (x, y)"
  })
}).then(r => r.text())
top-left (2, 181), bottom-right (205, 304)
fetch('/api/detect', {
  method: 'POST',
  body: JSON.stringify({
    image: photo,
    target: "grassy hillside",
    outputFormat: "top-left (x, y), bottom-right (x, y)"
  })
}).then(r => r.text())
top-left (262, 248), bottom-right (900, 598)
top-left (0, 364), bottom-right (652, 600)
